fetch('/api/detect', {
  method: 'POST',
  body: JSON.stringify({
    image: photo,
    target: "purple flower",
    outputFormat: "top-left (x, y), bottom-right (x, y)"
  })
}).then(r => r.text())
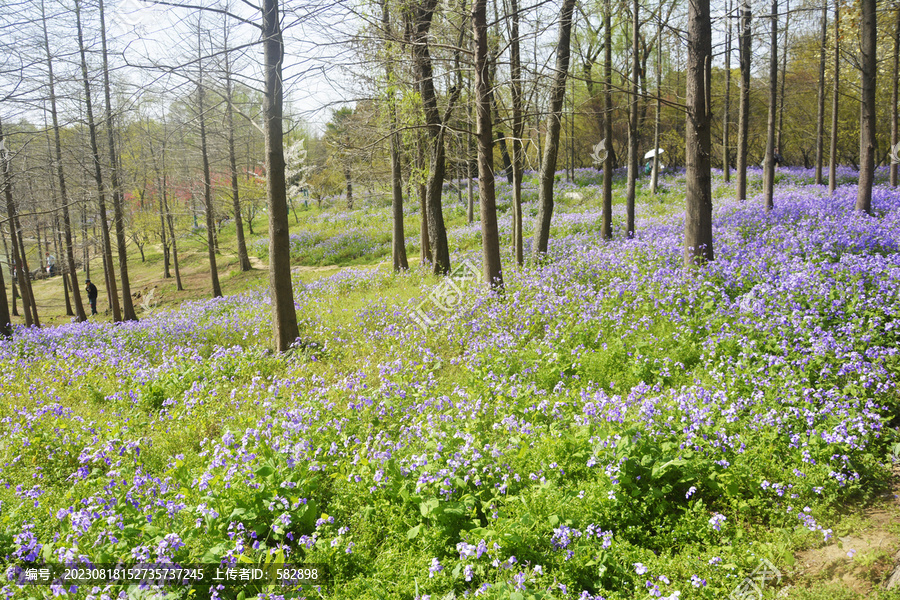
top-left (428, 557), bottom-right (443, 578)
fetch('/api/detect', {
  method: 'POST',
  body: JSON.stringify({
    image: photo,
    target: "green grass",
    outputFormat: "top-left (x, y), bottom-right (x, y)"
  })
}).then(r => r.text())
top-left (3, 170), bottom-right (898, 599)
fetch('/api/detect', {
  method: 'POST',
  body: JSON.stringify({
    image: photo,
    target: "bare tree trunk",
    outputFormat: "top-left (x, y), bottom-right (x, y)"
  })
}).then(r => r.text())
top-left (473, 0), bottom-right (502, 288)
top-left (16, 214), bottom-right (38, 326)
top-left (409, 0), bottom-right (456, 275)
top-left (196, 35), bottom-right (223, 298)
top-left (148, 122), bottom-right (180, 287)
top-left (224, 42), bottom-right (252, 272)
top-left (891, 4), bottom-right (899, 188)
top-left (736, 0), bottom-right (751, 200)
top-left (456, 153), bottom-right (463, 206)
top-left (165, 184), bottom-right (183, 290)
top-left (487, 73), bottom-right (513, 184)
top-left (81, 204), bottom-right (89, 280)
top-left (1, 227), bottom-right (16, 318)
top-left (467, 102), bottom-right (475, 225)
top-left (569, 77), bottom-right (576, 181)
top-left (0, 117), bottom-right (32, 330)
top-left (102, 250), bottom-right (113, 310)
top-left (152, 145), bottom-right (171, 279)
top-left (602, 0), bottom-right (613, 238)
top-left (0, 247), bottom-right (9, 336)
top-left (158, 187), bottom-right (170, 277)
top-left (416, 137), bottom-right (432, 264)
top-left (55, 224), bottom-right (73, 316)
top-left (41, 2), bottom-right (86, 322)
top-left (36, 222), bottom-right (44, 270)
top-left (75, 0), bottom-right (121, 322)
top-left (510, 0), bottom-right (524, 265)
top-left (99, 0), bottom-right (137, 321)
top-left (763, 0), bottom-right (778, 211)
top-left (652, 16), bottom-right (663, 193)
top-left (828, 3), bottom-right (840, 193)
top-left (532, 0), bottom-right (577, 256)
top-left (815, 0), bottom-right (827, 185)
top-left (263, 0), bottom-right (300, 351)
top-left (775, 0), bottom-right (789, 152)
top-left (625, 0), bottom-right (639, 238)
top-left (685, 0), bottom-right (714, 265)
top-left (344, 167), bottom-right (353, 210)
top-left (723, 0), bottom-right (732, 183)
top-left (856, 0), bottom-right (875, 214)
top-left (382, 0), bottom-right (408, 271)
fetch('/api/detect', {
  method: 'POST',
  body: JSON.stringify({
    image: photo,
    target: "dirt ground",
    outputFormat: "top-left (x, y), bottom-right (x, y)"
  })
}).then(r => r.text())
top-left (790, 468), bottom-right (900, 596)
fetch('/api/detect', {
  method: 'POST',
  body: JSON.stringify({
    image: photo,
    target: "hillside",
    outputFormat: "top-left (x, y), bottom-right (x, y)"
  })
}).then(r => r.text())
top-left (2, 169), bottom-right (900, 600)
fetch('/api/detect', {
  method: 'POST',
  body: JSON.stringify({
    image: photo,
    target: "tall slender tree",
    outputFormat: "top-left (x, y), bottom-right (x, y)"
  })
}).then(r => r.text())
top-left (685, 0), bottom-right (714, 265)
top-left (472, 0), bottom-right (502, 288)
top-left (148, 116), bottom-right (184, 290)
top-left (262, 0), bottom-right (300, 351)
top-left (408, 0), bottom-right (459, 275)
top-left (652, 12), bottom-right (662, 193)
top-left (602, 0), bottom-right (613, 238)
top-left (736, 0), bottom-right (751, 200)
top-left (533, 0), bottom-right (577, 256)
top-left (855, 0), bottom-right (875, 214)
top-left (828, 2), bottom-right (840, 193)
top-left (0, 240), bottom-right (8, 336)
top-left (416, 137), bottom-right (431, 265)
top-left (890, 3), bottom-right (899, 188)
top-left (75, 0), bottom-right (121, 322)
top-left (723, 0), bottom-right (733, 183)
top-left (40, 0), bottom-right (86, 322)
top-left (99, 0), bottom-right (138, 321)
top-left (0, 117), bottom-right (31, 331)
top-left (196, 25), bottom-right (223, 298)
top-left (222, 19), bottom-right (252, 272)
top-left (382, 0), bottom-right (408, 272)
top-left (814, 0), bottom-right (827, 185)
top-left (625, 0), bottom-right (639, 238)
top-left (0, 226), bottom-right (17, 319)
top-left (467, 99), bottom-right (475, 226)
top-left (509, 0), bottom-right (524, 265)
top-left (762, 0), bottom-right (778, 211)
top-left (775, 0), bottom-right (789, 152)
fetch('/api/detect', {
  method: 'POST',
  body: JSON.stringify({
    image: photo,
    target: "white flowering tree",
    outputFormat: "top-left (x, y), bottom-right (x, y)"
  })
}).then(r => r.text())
top-left (285, 139), bottom-right (308, 200)
top-left (283, 139), bottom-right (309, 222)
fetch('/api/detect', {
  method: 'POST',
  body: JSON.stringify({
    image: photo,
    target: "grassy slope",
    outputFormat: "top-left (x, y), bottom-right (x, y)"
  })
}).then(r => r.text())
top-left (1, 169), bottom-right (900, 600)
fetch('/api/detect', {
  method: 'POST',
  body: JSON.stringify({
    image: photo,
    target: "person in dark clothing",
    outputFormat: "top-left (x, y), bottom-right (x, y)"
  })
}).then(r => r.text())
top-left (85, 279), bottom-right (98, 315)
top-left (774, 147), bottom-right (784, 167)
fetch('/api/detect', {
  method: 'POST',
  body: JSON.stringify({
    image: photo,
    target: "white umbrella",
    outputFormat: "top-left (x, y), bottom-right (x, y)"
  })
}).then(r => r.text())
top-left (644, 148), bottom-right (665, 160)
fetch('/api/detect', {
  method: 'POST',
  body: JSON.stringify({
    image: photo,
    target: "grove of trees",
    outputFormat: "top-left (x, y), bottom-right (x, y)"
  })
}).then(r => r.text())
top-left (0, 0), bottom-right (897, 347)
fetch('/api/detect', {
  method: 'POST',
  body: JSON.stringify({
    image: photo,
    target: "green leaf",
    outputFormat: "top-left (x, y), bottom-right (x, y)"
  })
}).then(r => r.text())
top-left (407, 525), bottom-right (421, 540)
top-left (420, 498), bottom-right (439, 517)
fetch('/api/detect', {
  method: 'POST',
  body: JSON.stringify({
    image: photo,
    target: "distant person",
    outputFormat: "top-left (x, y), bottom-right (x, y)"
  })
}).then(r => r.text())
top-left (85, 278), bottom-right (98, 315)
top-left (46, 253), bottom-right (55, 276)
top-left (774, 147), bottom-right (784, 168)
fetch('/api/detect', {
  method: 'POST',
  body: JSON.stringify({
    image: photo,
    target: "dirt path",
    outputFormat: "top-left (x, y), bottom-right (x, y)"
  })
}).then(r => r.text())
top-left (790, 469), bottom-right (900, 595)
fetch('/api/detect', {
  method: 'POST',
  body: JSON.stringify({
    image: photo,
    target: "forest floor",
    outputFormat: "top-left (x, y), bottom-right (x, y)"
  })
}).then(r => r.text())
top-left (2, 168), bottom-right (900, 599)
